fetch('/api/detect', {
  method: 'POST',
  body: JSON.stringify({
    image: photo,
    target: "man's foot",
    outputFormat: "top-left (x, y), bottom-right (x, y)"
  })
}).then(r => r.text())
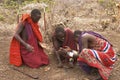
top-left (68, 61), bottom-right (74, 68)
top-left (57, 63), bottom-right (63, 68)
top-left (90, 68), bottom-right (98, 75)
top-left (95, 74), bottom-right (103, 80)
top-left (90, 76), bottom-right (103, 80)
top-left (62, 62), bottom-right (74, 69)
top-left (95, 77), bottom-right (103, 80)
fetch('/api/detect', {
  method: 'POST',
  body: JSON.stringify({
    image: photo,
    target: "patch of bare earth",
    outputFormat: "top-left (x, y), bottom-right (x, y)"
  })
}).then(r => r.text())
top-left (0, 0), bottom-right (120, 80)
top-left (0, 25), bottom-right (120, 80)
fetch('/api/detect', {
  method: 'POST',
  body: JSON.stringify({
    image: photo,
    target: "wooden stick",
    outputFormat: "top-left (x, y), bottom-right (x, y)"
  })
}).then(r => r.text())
top-left (11, 67), bottom-right (39, 79)
top-left (17, 0), bottom-right (20, 23)
top-left (44, 7), bottom-right (46, 31)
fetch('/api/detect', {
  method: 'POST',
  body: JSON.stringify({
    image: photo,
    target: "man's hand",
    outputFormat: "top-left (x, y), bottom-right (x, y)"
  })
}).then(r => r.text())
top-left (59, 47), bottom-right (67, 53)
top-left (57, 47), bottom-right (67, 57)
top-left (26, 44), bottom-right (34, 52)
top-left (64, 46), bottom-right (71, 52)
top-left (39, 42), bottom-right (47, 49)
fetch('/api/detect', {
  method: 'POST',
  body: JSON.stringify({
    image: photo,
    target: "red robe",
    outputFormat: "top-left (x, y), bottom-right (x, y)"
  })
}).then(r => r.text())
top-left (52, 28), bottom-right (77, 51)
top-left (78, 36), bottom-right (117, 80)
top-left (10, 14), bottom-right (49, 68)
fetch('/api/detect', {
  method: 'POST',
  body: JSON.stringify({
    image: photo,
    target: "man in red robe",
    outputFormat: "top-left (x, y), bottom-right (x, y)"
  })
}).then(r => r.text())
top-left (52, 24), bottom-right (78, 68)
top-left (10, 9), bottom-right (49, 68)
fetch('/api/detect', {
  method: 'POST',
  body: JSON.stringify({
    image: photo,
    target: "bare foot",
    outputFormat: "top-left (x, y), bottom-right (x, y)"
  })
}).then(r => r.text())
top-left (95, 74), bottom-right (103, 80)
top-left (68, 62), bottom-right (74, 68)
top-left (95, 77), bottom-right (103, 80)
top-left (57, 63), bottom-right (63, 68)
top-left (63, 62), bottom-right (74, 69)
top-left (90, 76), bottom-right (103, 80)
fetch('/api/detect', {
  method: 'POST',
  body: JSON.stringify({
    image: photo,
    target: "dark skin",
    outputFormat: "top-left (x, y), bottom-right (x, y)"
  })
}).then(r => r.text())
top-left (14, 13), bottom-right (41, 52)
top-left (53, 31), bottom-right (66, 67)
top-left (53, 31), bottom-right (72, 68)
top-left (74, 33), bottom-right (97, 49)
top-left (75, 33), bottom-right (103, 80)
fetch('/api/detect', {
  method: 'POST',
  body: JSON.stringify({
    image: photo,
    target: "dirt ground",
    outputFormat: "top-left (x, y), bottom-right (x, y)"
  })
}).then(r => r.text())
top-left (1, 0), bottom-right (120, 80)
top-left (0, 19), bottom-right (120, 80)
top-left (0, 24), bottom-right (120, 80)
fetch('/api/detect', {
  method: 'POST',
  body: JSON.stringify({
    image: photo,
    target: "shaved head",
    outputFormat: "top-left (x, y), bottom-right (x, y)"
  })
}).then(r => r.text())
top-left (31, 9), bottom-right (41, 23)
top-left (54, 24), bottom-right (65, 42)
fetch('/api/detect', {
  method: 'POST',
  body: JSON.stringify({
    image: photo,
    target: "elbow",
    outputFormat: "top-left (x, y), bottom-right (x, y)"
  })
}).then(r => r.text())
top-left (14, 33), bottom-right (19, 39)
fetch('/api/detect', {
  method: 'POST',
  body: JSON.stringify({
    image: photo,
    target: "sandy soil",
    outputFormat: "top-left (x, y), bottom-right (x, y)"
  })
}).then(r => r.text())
top-left (0, 25), bottom-right (120, 80)
top-left (0, 0), bottom-right (120, 80)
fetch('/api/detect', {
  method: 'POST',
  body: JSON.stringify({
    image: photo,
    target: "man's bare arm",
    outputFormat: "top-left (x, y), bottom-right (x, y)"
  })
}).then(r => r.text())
top-left (52, 36), bottom-right (60, 51)
top-left (14, 22), bottom-right (34, 52)
top-left (14, 22), bottom-right (27, 46)
top-left (81, 33), bottom-right (96, 49)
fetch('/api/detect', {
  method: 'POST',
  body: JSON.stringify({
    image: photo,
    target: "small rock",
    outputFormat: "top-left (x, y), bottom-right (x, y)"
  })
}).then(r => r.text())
top-left (44, 67), bottom-right (51, 72)
top-left (82, 78), bottom-right (90, 80)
